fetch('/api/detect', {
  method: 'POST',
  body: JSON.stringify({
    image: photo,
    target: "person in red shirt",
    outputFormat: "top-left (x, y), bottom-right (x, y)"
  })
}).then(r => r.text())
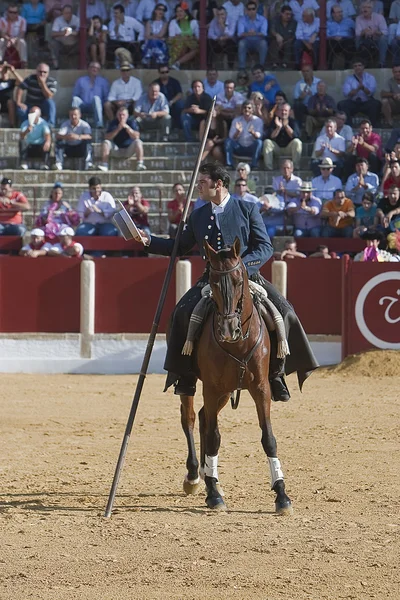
top-left (123, 186), bottom-right (150, 237)
top-left (167, 182), bottom-right (187, 238)
top-left (0, 177), bottom-right (30, 235)
top-left (346, 119), bottom-right (382, 177)
top-left (382, 160), bottom-right (400, 195)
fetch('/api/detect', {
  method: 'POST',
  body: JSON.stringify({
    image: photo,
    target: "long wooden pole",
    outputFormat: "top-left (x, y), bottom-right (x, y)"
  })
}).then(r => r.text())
top-left (104, 98), bottom-right (216, 518)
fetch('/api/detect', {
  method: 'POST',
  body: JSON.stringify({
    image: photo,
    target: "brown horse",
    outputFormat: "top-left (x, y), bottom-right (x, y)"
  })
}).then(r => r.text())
top-left (180, 238), bottom-right (293, 513)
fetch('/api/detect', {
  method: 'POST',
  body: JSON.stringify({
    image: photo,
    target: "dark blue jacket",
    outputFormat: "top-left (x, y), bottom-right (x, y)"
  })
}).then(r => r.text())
top-left (149, 196), bottom-right (273, 276)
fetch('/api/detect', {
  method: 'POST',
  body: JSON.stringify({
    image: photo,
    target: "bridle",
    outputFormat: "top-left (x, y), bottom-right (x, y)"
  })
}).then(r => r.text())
top-left (209, 260), bottom-right (251, 342)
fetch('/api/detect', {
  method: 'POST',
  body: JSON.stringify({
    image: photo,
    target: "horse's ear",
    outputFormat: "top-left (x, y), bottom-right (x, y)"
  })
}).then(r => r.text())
top-left (203, 239), bottom-right (217, 260)
top-left (232, 237), bottom-right (241, 258)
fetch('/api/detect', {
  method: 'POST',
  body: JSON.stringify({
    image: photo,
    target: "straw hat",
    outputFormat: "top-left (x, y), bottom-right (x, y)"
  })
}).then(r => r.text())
top-left (299, 181), bottom-right (315, 192)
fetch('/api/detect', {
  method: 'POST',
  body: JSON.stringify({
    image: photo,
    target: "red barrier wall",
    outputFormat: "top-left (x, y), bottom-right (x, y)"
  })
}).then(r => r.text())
top-left (94, 257), bottom-right (176, 333)
top-left (0, 257), bottom-right (81, 332)
top-left (286, 259), bottom-right (342, 335)
top-left (342, 260), bottom-right (400, 357)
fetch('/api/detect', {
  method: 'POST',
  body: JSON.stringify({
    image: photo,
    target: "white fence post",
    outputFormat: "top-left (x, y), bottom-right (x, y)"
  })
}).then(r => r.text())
top-left (271, 260), bottom-right (287, 299)
top-left (176, 259), bottom-right (192, 303)
top-left (80, 260), bottom-right (95, 358)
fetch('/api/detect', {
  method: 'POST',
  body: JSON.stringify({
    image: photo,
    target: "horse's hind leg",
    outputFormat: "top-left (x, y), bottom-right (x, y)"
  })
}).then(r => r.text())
top-left (180, 395), bottom-right (201, 495)
top-left (252, 385), bottom-right (293, 515)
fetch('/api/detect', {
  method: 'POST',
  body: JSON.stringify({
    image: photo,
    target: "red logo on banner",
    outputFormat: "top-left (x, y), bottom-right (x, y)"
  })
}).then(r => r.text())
top-left (355, 272), bottom-right (400, 349)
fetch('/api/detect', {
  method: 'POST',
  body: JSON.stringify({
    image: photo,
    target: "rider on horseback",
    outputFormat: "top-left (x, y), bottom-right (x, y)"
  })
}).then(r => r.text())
top-left (134, 163), bottom-right (318, 401)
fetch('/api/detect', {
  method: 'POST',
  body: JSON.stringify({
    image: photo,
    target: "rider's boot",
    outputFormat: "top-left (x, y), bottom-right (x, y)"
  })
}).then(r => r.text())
top-left (174, 373), bottom-right (197, 396)
top-left (269, 357), bottom-right (290, 402)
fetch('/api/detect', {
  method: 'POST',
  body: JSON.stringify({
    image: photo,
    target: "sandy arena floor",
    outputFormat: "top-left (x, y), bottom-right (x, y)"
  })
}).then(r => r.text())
top-left (0, 352), bottom-right (399, 600)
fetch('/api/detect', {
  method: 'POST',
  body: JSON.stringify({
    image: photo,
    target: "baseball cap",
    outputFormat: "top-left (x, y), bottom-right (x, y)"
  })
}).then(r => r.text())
top-left (53, 181), bottom-right (63, 189)
top-left (59, 226), bottom-right (75, 236)
top-left (31, 228), bottom-right (45, 236)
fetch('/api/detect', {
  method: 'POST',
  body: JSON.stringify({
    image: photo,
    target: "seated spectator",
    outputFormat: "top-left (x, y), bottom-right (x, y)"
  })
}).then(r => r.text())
top-left (0, 4), bottom-right (28, 68)
top-left (263, 103), bottom-right (302, 171)
top-left (88, 15), bottom-right (108, 68)
top-left (270, 4), bottom-right (296, 69)
top-left (311, 118), bottom-right (345, 177)
top-left (167, 182), bottom-right (186, 237)
top-left (293, 64), bottom-right (321, 125)
top-left (76, 176), bottom-right (118, 236)
top-left (294, 8), bottom-right (320, 70)
top-left (382, 159), bottom-right (400, 195)
top-left (87, 0), bottom-right (108, 23)
top-left (168, 5), bottom-right (199, 71)
top-left (141, 3), bottom-right (169, 66)
top-left (311, 157), bottom-right (342, 204)
top-left (223, 0), bottom-right (244, 32)
top-left (136, 0), bottom-right (170, 24)
top-left (16, 62), bottom-right (57, 126)
top-left (287, 181), bottom-right (322, 237)
top-left (327, 3), bottom-right (355, 68)
top-left (235, 162), bottom-right (256, 193)
top-left (249, 64), bottom-right (280, 109)
top-left (277, 239), bottom-right (306, 259)
top-left (264, 90), bottom-right (294, 127)
top-left (35, 181), bottom-right (80, 239)
top-left (100, 106), bottom-right (145, 172)
top-left (50, 4), bottom-right (79, 70)
top-left (104, 62), bottom-right (142, 122)
top-left (289, 0), bottom-right (320, 22)
top-left (321, 188), bottom-right (355, 237)
top-left (107, 3), bottom-right (144, 68)
top-left (207, 6), bottom-right (236, 69)
top-left (181, 80), bottom-right (212, 142)
top-left (235, 69), bottom-right (250, 96)
top-left (258, 184), bottom-right (286, 238)
top-left (48, 226), bottom-right (84, 257)
top-left (203, 68), bottom-right (224, 98)
top-left (337, 59), bottom-right (381, 127)
top-left (355, 1), bottom-right (388, 68)
top-left (19, 106), bottom-right (51, 170)
top-left (381, 65), bottom-right (400, 127)
top-left (305, 81), bottom-right (336, 140)
top-left (232, 178), bottom-right (259, 203)
top-left (333, 111), bottom-right (353, 151)
top-left (72, 62), bottom-right (110, 129)
top-left (153, 65), bottom-right (184, 129)
top-left (55, 107), bottom-right (93, 171)
top-left (353, 191), bottom-right (378, 238)
top-left (272, 158), bottom-right (302, 205)
top-left (361, 0), bottom-right (383, 15)
top-left (390, 0), bottom-right (400, 23)
top-left (134, 82), bottom-right (171, 141)
top-left (344, 157), bottom-right (379, 206)
top-left (327, 0), bottom-right (356, 20)
top-left (122, 186), bottom-right (151, 237)
top-left (376, 185), bottom-right (400, 230)
top-left (346, 119), bottom-right (382, 177)
top-left (19, 228), bottom-right (51, 257)
top-left (225, 100), bottom-right (264, 169)
top-left (0, 62), bottom-right (23, 128)
top-left (200, 122), bottom-right (225, 163)
top-left (237, 1), bottom-right (268, 70)
top-left (354, 229), bottom-right (399, 262)
top-left (309, 244), bottom-right (334, 259)
top-left (22, 0), bottom-right (46, 47)
top-left (0, 176), bottom-right (30, 236)
top-left (215, 80), bottom-right (244, 135)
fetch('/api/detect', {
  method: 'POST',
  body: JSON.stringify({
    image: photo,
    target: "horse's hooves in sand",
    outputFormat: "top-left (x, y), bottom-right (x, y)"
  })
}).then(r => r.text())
top-left (183, 476), bottom-right (202, 495)
top-left (275, 500), bottom-right (294, 516)
top-left (206, 495), bottom-right (227, 511)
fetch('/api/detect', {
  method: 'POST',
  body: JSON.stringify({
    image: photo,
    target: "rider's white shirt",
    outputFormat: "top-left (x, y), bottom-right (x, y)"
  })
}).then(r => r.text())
top-left (211, 193), bottom-right (231, 228)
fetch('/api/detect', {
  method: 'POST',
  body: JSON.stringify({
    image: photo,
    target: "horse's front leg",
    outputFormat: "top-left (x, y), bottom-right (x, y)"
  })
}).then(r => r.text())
top-left (180, 394), bottom-right (201, 495)
top-left (251, 382), bottom-right (293, 515)
top-left (201, 389), bottom-right (230, 511)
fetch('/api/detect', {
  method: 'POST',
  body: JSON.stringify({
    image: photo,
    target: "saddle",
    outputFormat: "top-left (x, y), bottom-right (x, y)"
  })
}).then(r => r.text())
top-left (182, 281), bottom-right (289, 359)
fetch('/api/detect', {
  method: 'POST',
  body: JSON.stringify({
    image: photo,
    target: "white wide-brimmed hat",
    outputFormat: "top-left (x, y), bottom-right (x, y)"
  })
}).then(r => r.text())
top-left (299, 181), bottom-right (315, 192)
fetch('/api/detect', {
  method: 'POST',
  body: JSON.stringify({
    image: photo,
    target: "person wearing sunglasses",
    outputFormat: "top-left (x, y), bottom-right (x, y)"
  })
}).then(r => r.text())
top-left (16, 62), bottom-right (57, 126)
top-left (237, 1), bottom-right (268, 70)
top-left (154, 65), bottom-right (184, 129)
top-left (0, 3), bottom-right (28, 68)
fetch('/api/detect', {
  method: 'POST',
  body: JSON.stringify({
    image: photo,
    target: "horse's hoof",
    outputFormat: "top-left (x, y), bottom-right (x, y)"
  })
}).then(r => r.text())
top-left (215, 482), bottom-right (225, 497)
top-left (183, 476), bottom-right (202, 495)
top-left (206, 494), bottom-right (227, 511)
top-left (275, 499), bottom-right (293, 516)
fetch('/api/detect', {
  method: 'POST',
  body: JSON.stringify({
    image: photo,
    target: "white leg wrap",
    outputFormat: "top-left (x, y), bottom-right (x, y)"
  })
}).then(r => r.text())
top-left (268, 457), bottom-right (284, 488)
top-left (204, 454), bottom-right (219, 480)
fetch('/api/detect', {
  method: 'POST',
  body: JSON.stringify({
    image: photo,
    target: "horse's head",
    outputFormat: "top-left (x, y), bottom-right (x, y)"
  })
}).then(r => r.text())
top-left (205, 237), bottom-right (248, 343)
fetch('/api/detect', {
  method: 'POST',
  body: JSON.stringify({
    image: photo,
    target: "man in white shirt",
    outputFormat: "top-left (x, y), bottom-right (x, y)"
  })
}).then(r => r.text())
top-left (104, 62), bottom-right (143, 121)
top-left (215, 80), bottom-right (244, 132)
top-left (294, 8), bottom-right (320, 70)
top-left (50, 4), bottom-right (80, 70)
top-left (107, 3), bottom-right (144, 67)
top-left (224, 101), bottom-right (264, 169)
top-left (311, 118), bottom-right (346, 177)
top-left (75, 176), bottom-right (118, 236)
top-left (202, 68), bottom-right (224, 98)
top-left (272, 159), bottom-right (302, 205)
top-left (293, 64), bottom-right (320, 125)
top-left (48, 226), bottom-right (84, 258)
top-left (311, 157), bottom-right (342, 204)
top-left (222, 0), bottom-right (244, 30)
